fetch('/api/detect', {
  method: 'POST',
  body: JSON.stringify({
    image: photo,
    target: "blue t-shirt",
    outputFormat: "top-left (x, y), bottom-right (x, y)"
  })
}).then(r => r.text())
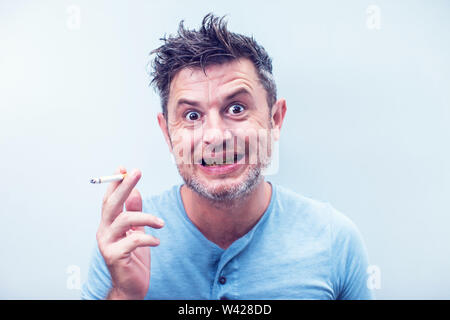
top-left (81, 182), bottom-right (374, 300)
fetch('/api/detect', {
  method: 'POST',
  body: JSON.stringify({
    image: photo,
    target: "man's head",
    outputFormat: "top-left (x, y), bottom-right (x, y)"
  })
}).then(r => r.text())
top-left (149, 13), bottom-right (286, 203)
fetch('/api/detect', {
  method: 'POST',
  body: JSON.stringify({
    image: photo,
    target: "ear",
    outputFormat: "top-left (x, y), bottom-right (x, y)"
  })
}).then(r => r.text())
top-left (270, 98), bottom-right (287, 141)
top-left (157, 112), bottom-right (173, 152)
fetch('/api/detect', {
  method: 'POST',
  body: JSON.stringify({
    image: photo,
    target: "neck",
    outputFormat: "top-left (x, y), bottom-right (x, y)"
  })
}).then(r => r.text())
top-left (180, 179), bottom-right (272, 250)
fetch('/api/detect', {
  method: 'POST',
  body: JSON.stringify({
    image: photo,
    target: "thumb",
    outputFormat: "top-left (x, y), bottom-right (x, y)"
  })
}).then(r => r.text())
top-left (125, 188), bottom-right (142, 212)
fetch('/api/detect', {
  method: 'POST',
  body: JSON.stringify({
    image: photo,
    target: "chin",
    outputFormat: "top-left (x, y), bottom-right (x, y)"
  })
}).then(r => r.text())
top-left (178, 164), bottom-right (263, 202)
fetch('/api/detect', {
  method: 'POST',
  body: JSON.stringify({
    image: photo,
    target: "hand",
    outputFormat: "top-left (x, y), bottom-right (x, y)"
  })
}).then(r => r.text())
top-left (96, 166), bottom-right (164, 300)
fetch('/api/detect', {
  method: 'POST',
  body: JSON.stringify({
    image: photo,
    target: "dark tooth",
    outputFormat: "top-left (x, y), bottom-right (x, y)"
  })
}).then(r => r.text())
top-left (202, 156), bottom-right (241, 166)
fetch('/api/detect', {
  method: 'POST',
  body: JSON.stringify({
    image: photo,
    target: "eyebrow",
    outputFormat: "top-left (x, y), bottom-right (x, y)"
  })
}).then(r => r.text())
top-left (175, 87), bottom-right (252, 108)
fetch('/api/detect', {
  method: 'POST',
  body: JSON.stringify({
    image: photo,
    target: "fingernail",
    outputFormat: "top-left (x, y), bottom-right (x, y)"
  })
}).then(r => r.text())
top-left (119, 166), bottom-right (127, 173)
top-left (132, 169), bottom-right (140, 178)
top-left (156, 217), bottom-right (165, 226)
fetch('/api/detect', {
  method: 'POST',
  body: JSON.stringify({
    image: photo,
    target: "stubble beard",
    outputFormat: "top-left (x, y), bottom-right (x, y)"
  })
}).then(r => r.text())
top-left (176, 158), bottom-right (270, 208)
top-left (170, 121), bottom-right (273, 207)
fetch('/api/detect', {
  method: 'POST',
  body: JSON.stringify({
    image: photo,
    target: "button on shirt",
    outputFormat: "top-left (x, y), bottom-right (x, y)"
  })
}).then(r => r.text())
top-left (219, 276), bottom-right (226, 285)
top-left (82, 182), bottom-right (374, 300)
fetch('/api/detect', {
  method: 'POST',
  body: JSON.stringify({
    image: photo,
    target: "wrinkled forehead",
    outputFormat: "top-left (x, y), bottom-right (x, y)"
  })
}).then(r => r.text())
top-left (167, 58), bottom-right (262, 106)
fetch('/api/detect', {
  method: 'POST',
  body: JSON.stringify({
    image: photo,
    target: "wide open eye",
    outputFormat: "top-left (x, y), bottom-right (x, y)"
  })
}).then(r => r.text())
top-left (185, 111), bottom-right (201, 121)
top-left (227, 104), bottom-right (245, 115)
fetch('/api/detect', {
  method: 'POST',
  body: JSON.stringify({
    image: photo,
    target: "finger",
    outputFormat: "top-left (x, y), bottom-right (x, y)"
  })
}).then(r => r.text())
top-left (108, 212), bottom-right (164, 242)
top-left (101, 166), bottom-right (127, 222)
top-left (104, 166), bottom-right (127, 202)
top-left (111, 232), bottom-right (160, 258)
top-left (103, 168), bottom-right (142, 224)
top-left (125, 188), bottom-right (144, 232)
top-left (125, 188), bottom-right (142, 212)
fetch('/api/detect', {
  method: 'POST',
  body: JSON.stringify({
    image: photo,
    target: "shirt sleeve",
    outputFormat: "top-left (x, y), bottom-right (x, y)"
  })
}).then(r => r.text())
top-left (80, 241), bottom-right (113, 300)
top-left (329, 205), bottom-right (375, 300)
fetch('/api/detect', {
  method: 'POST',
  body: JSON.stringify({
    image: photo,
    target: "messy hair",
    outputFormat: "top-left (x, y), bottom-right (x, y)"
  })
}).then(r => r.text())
top-left (148, 13), bottom-right (277, 119)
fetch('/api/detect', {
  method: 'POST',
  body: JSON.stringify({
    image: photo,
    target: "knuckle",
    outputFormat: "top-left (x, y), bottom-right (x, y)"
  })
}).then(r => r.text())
top-left (102, 202), bottom-right (112, 217)
top-left (96, 229), bottom-right (106, 246)
top-left (105, 196), bottom-right (120, 213)
top-left (122, 212), bottom-right (133, 224)
top-left (131, 234), bottom-right (142, 246)
top-left (117, 212), bottom-right (132, 229)
top-left (102, 249), bottom-right (114, 266)
top-left (96, 231), bottom-right (102, 244)
top-left (102, 194), bottom-right (110, 209)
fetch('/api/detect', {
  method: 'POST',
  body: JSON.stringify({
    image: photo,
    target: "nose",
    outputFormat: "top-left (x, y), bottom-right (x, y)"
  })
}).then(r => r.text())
top-left (201, 110), bottom-right (232, 146)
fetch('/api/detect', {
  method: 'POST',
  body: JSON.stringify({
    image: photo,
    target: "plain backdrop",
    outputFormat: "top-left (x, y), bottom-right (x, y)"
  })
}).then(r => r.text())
top-left (1, 0), bottom-right (449, 299)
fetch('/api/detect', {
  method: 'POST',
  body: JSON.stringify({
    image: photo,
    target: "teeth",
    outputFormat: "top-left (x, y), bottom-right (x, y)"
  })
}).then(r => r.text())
top-left (202, 154), bottom-right (243, 166)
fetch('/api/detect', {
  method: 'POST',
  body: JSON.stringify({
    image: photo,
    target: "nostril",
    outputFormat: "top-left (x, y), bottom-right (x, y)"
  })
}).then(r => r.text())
top-left (202, 127), bottom-right (225, 146)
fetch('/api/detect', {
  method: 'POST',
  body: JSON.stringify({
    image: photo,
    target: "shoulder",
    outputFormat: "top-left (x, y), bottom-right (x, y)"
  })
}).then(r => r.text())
top-left (273, 184), bottom-right (372, 299)
top-left (273, 184), bottom-right (329, 215)
top-left (141, 184), bottom-right (181, 215)
top-left (272, 183), bottom-right (332, 231)
top-left (274, 183), bottom-right (357, 229)
top-left (272, 183), bottom-right (365, 250)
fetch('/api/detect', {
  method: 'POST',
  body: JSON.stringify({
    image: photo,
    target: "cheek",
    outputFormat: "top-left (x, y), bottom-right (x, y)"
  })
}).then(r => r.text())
top-left (169, 128), bottom-right (195, 163)
top-left (248, 114), bottom-right (273, 154)
top-left (169, 127), bottom-right (211, 166)
top-left (251, 111), bottom-right (271, 129)
top-left (232, 128), bottom-right (272, 165)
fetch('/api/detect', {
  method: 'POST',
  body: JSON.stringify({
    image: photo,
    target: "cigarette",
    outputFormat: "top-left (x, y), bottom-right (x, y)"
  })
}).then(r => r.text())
top-left (90, 173), bottom-right (126, 184)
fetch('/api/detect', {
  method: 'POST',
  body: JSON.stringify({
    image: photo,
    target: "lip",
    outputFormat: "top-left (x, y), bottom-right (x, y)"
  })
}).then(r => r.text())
top-left (198, 162), bottom-right (243, 175)
top-left (197, 154), bottom-right (245, 176)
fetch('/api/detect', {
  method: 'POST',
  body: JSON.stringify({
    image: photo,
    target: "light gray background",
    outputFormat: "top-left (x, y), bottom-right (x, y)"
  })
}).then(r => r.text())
top-left (1, 0), bottom-right (449, 299)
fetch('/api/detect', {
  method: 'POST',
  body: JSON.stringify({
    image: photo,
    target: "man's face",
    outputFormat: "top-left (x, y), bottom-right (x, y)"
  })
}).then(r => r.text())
top-left (159, 58), bottom-right (279, 202)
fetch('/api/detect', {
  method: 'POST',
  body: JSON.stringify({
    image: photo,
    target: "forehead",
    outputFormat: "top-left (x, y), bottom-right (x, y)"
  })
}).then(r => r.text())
top-left (168, 58), bottom-right (262, 103)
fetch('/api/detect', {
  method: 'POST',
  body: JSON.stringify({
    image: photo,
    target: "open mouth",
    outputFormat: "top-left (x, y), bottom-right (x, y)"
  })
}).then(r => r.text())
top-left (201, 153), bottom-right (245, 167)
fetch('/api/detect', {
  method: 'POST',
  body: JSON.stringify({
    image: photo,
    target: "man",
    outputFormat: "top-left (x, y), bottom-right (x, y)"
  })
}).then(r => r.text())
top-left (82, 13), bottom-right (374, 300)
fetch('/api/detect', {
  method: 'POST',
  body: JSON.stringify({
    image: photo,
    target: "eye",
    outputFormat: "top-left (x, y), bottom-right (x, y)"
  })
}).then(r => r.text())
top-left (185, 111), bottom-right (201, 121)
top-left (227, 104), bottom-right (245, 115)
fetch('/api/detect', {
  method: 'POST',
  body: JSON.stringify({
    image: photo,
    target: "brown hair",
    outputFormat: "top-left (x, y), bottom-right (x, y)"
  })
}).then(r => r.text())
top-left (148, 13), bottom-right (277, 119)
